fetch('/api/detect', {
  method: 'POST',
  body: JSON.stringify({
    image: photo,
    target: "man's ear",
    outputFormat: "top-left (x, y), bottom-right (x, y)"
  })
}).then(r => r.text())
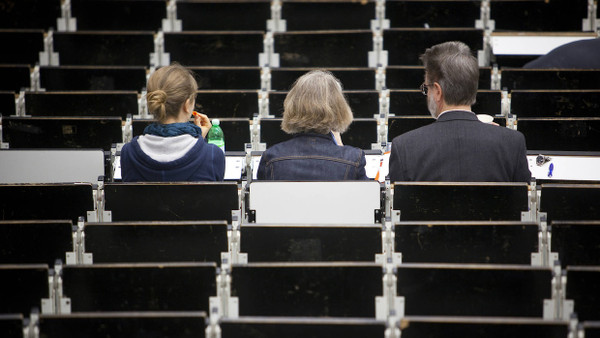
top-left (432, 82), bottom-right (443, 103)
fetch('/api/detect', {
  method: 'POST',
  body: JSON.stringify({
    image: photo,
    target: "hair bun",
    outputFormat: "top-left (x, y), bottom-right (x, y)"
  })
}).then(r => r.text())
top-left (147, 90), bottom-right (167, 105)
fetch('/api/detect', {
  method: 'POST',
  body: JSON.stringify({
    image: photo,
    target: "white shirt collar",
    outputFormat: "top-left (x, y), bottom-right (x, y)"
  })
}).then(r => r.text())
top-left (436, 109), bottom-right (475, 119)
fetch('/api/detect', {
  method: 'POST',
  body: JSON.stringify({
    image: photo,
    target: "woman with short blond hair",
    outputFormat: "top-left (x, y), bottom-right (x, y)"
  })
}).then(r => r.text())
top-left (257, 70), bottom-right (368, 180)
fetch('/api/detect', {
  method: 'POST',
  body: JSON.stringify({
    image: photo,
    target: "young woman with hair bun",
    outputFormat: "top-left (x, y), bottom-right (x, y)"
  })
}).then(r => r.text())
top-left (120, 63), bottom-right (225, 182)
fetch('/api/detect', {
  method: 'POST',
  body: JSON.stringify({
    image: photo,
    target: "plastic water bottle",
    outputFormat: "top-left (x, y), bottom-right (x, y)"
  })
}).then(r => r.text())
top-left (207, 118), bottom-right (225, 152)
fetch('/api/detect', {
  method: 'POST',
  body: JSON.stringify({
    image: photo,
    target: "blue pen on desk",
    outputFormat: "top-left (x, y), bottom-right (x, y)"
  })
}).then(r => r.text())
top-left (548, 163), bottom-right (554, 178)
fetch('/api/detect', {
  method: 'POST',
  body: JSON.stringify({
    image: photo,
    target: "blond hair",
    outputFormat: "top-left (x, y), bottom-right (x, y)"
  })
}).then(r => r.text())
top-left (281, 70), bottom-right (353, 134)
top-left (146, 63), bottom-right (198, 123)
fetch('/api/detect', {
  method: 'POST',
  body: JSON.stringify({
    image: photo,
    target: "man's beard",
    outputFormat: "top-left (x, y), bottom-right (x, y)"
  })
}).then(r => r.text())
top-left (427, 94), bottom-right (438, 119)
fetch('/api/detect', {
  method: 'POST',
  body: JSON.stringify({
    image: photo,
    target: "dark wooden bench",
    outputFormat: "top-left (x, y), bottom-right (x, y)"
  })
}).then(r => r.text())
top-left (550, 221), bottom-right (600, 267)
top-left (392, 182), bottom-right (529, 221)
top-left (490, 0), bottom-right (588, 32)
top-left (566, 266), bottom-right (600, 321)
top-left (389, 90), bottom-right (502, 116)
top-left (501, 69), bottom-right (600, 91)
top-left (397, 264), bottom-right (552, 317)
top-left (71, 0), bottom-right (166, 31)
top-left (0, 91), bottom-right (16, 116)
top-left (518, 118), bottom-right (600, 151)
top-left (268, 90), bottom-right (379, 118)
top-left (103, 182), bottom-right (239, 223)
top-left (0, 0), bottom-right (61, 30)
top-left (0, 314), bottom-right (24, 338)
top-left (190, 66), bottom-right (262, 90)
top-left (539, 184), bottom-right (600, 222)
top-left (240, 224), bottom-right (383, 262)
top-left (176, 0), bottom-right (270, 31)
top-left (53, 31), bottom-right (154, 66)
top-left (274, 30), bottom-right (372, 67)
top-left (231, 262), bottom-right (383, 317)
top-left (0, 65), bottom-right (30, 92)
top-left (84, 221), bottom-right (228, 263)
top-left (386, 0), bottom-right (481, 27)
top-left (399, 316), bottom-right (569, 338)
top-left (39, 312), bottom-right (207, 338)
top-left (0, 30), bottom-right (45, 65)
top-left (383, 28), bottom-right (484, 65)
top-left (194, 90), bottom-right (259, 118)
top-left (40, 66), bottom-right (147, 91)
top-left (260, 117), bottom-right (378, 150)
top-left (0, 220), bottom-right (73, 266)
top-left (24, 91), bottom-right (139, 118)
top-left (394, 221), bottom-right (538, 264)
top-left (511, 90), bottom-right (600, 118)
top-left (62, 263), bottom-right (217, 312)
top-left (386, 66), bottom-right (492, 90)
top-left (582, 322), bottom-right (600, 338)
top-left (271, 68), bottom-right (376, 91)
top-left (0, 264), bottom-right (49, 316)
top-left (281, 1), bottom-right (375, 30)
top-left (220, 317), bottom-right (386, 338)
top-left (2, 116), bottom-right (123, 151)
top-left (165, 31), bottom-right (264, 66)
top-left (0, 183), bottom-right (95, 223)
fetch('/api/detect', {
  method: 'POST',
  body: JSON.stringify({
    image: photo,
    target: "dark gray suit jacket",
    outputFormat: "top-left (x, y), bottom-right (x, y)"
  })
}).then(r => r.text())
top-left (388, 110), bottom-right (531, 182)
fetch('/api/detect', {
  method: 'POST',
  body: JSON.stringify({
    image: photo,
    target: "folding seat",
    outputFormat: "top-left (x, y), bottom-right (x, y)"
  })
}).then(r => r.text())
top-left (24, 91), bottom-right (139, 118)
top-left (1, 116), bottom-right (123, 151)
top-left (39, 66), bottom-right (147, 91)
top-left (0, 220), bottom-right (73, 266)
top-left (392, 182), bottom-right (530, 221)
top-left (0, 65), bottom-right (30, 92)
top-left (39, 312), bottom-right (207, 338)
top-left (71, 0), bottom-right (166, 31)
top-left (176, 0), bottom-right (271, 31)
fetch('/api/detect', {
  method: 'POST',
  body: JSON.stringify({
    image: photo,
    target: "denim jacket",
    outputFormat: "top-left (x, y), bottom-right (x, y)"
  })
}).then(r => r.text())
top-left (257, 132), bottom-right (369, 180)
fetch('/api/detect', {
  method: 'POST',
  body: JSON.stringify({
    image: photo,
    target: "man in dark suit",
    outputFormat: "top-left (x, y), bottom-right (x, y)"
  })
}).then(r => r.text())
top-left (388, 41), bottom-right (531, 182)
top-left (524, 38), bottom-right (600, 69)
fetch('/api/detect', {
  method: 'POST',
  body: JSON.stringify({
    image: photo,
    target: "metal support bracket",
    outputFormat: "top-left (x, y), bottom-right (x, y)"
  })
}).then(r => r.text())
top-left (222, 210), bottom-right (248, 266)
top-left (371, 0), bottom-right (390, 31)
top-left (210, 267), bottom-right (239, 320)
top-left (150, 31), bottom-right (170, 68)
top-left (162, 0), bottom-right (182, 32)
top-left (475, 0), bottom-right (495, 31)
top-left (582, 0), bottom-right (598, 31)
top-left (135, 90), bottom-right (150, 119)
top-left (267, 0), bottom-right (286, 32)
top-left (39, 29), bottom-right (60, 66)
top-left (258, 91), bottom-right (272, 118)
top-left (544, 265), bottom-right (575, 320)
top-left (43, 262), bottom-right (72, 314)
top-left (376, 266), bottom-right (405, 320)
top-left (0, 115), bottom-right (8, 149)
top-left (369, 31), bottom-right (388, 68)
top-left (259, 32), bottom-right (280, 68)
top-left (57, 0), bottom-right (77, 32)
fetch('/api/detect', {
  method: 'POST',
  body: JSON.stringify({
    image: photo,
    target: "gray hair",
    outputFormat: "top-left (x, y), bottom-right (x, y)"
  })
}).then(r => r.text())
top-left (420, 41), bottom-right (479, 106)
top-left (281, 70), bottom-right (353, 134)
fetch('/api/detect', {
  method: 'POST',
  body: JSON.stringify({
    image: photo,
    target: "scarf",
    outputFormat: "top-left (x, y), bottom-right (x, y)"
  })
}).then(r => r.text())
top-left (143, 122), bottom-right (202, 138)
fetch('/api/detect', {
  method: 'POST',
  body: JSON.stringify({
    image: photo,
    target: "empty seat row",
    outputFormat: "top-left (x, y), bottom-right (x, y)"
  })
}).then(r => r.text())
top-left (2, 0), bottom-right (592, 32)
top-left (2, 262), bottom-right (598, 321)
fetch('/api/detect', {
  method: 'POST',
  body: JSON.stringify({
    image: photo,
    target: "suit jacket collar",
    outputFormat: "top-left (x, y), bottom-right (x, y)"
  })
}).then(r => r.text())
top-left (436, 110), bottom-right (477, 122)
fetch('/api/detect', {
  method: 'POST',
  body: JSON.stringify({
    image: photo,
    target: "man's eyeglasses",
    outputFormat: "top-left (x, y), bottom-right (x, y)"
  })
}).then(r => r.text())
top-left (420, 83), bottom-right (433, 96)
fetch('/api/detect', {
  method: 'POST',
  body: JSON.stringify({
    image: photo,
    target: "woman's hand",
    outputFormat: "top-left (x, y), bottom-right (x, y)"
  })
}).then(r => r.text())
top-left (193, 112), bottom-right (212, 138)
